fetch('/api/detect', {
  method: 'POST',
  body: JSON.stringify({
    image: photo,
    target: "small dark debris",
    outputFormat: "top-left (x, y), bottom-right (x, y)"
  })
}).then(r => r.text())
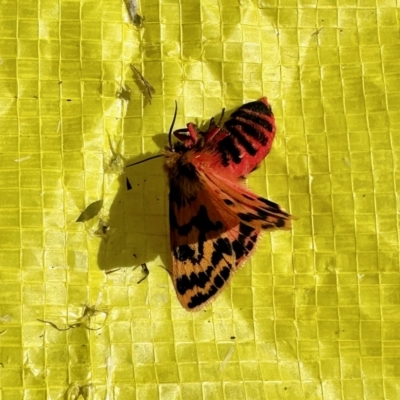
top-left (311, 27), bottom-right (324, 36)
top-left (133, 14), bottom-right (144, 28)
top-left (37, 319), bottom-right (100, 331)
top-left (105, 268), bottom-right (121, 275)
top-left (94, 221), bottom-right (109, 237)
top-left (38, 304), bottom-right (108, 331)
top-left (76, 200), bottom-right (103, 222)
top-left (124, 0), bottom-right (138, 25)
top-left (116, 84), bottom-right (131, 101)
top-left (136, 263), bottom-right (149, 284)
top-left (126, 178), bottom-right (132, 190)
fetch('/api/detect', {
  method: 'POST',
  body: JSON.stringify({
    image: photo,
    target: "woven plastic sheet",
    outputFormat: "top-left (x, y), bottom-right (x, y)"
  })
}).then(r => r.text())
top-left (0, 0), bottom-right (399, 399)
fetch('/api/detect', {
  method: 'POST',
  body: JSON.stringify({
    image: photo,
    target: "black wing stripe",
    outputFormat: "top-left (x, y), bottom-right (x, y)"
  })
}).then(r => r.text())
top-left (225, 122), bottom-right (258, 156)
top-left (228, 114), bottom-right (272, 146)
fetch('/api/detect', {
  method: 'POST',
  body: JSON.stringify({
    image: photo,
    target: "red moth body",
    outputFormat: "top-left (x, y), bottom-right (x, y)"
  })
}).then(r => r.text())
top-left (174, 97), bottom-right (276, 179)
top-left (162, 97), bottom-right (292, 311)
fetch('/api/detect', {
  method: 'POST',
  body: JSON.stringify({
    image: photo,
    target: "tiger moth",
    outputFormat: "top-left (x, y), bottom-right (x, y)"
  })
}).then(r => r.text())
top-left (129, 97), bottom-right (293, 310)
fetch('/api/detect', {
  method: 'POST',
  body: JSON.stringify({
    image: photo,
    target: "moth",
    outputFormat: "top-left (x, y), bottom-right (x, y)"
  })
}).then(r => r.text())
top-left (129, 98), bottom-right (293, 311)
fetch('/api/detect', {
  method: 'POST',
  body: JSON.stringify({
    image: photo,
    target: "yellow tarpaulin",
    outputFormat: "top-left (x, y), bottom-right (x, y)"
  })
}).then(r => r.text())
top-left (0, 0), bottom-right (399, 398)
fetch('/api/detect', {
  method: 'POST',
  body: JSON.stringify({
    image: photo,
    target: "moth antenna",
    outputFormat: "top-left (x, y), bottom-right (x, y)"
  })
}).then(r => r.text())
top-left (126, 101), bottom-right (178, 168)
top-left (168, 100), bottom-right (178, 150)
top-left (125, 154), bottom-right (163, 168)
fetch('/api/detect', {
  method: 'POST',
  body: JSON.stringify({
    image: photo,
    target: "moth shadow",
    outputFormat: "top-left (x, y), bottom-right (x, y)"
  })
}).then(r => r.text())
top-left (97, 151), bottom-right (171, 276)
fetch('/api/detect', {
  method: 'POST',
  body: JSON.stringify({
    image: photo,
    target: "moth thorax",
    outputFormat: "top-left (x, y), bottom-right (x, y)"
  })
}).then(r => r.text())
top-left (164, 151), bottom-right (202, 206)
top-left (163, 149), bottom-right (181, 172)
top-left (163, 149), bottom-right (195, 178)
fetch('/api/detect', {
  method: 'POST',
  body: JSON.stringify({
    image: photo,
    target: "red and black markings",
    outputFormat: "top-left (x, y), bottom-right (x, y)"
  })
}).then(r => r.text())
top-left (223, 192), bottom-right (290, 231)
top-left (216, 135), bottom-right (243, 167)
top-left (228, 101), bottom-right (273, 145)
top-left (170, 203), bottom-right (226, 268)
top-left (210, 98), bottom-right (275, 168)
top-left (187, 285), bottom-right (218, 309)
top-left (169, 205), bottom-right (223, 238)
top-left (161, 98), bottom-right (292, 311)
top-left (173, 220), bottom-right (260, 304)
top-left (175, 266), bottom-right (213, 294)
top-left (185, 265), bottom-right (231, 309)
top-left (223, 198), bottom-right (234, 205)
top-left (242, 193), bottom-right (255, 201)
top-left (168, 162), bottom-right (201, 209)
top-left (231, 222), bottom-right (257, 261)
top-left (257, 196), bottom-right (280, 208)
top-left (175, 246), bottom-right (232, 296)
top-left (223, 122), bottom-right (258, 157)
top-left (184, 266), bottom-right (231, 309)
top-left (175, 238), bottom-right (233, 309)
top-left (237, 211), bottom-right (286, 229)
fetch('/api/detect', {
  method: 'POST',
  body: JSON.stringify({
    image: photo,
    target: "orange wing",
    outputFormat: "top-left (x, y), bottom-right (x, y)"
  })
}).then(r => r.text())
top-left (201, 170), bottom-right (292, 269)
top-left (169, 168), bottom-right (292, 311)
top-left (169, 185), bottom-right (239, 311)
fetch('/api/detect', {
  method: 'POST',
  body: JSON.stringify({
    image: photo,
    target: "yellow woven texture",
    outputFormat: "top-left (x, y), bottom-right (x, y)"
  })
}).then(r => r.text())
top-left (0, 0), bottom-right (399, 398)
